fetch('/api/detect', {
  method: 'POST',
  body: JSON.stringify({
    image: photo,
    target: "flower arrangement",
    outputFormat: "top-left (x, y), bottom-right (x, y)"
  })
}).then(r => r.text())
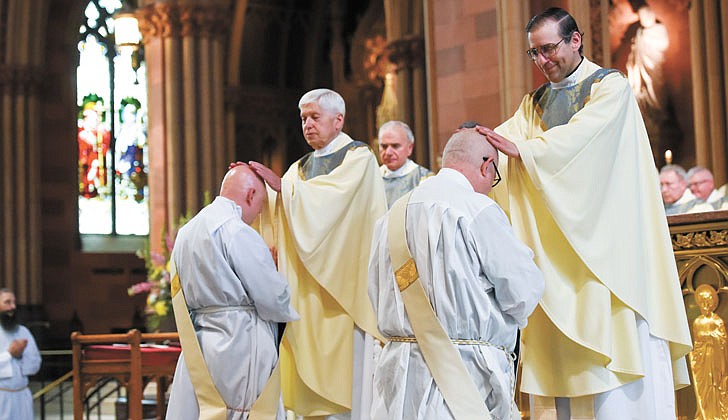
top-left (130, 234), bottom-right (174, 332)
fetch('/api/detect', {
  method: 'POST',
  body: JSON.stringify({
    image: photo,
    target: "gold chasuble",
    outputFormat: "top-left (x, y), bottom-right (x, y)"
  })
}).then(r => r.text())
top-left (494, 58), bottom-right (692, 397)
top-left (275, 134), bottom-right (387, 416)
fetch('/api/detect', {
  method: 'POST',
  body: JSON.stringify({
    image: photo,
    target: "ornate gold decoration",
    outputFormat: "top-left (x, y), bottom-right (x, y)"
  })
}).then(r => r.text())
top-left (376, 73), bottom-right (398, 129)
top-left (395, 258), bottom-right (419, 291)
top-left (678, 255), bottom-right (728, 294)
top-left (672, 229), bottom-right (728, 250)
top-left (363, 35), bottom-right (390, 83)
top-left (689, 284), bottom-right (728, 419)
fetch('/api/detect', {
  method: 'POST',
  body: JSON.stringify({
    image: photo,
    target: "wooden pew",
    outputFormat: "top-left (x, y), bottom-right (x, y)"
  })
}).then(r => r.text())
top-left (71, 329), bottom-right (180, 420)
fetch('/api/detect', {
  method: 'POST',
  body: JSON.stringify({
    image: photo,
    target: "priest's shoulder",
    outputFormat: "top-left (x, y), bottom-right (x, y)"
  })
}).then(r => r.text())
top-left (528, 67), bottom-right (623, 103)
top-left (347, 139), bottom-right (373, 152)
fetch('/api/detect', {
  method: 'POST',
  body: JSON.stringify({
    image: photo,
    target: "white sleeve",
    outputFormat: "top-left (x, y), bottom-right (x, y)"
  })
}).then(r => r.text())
top-left (367, 215), bottom-right (388, 315)
top-left (472, 204), bottom-right (545, 327)
top-left (0, 351), bottom-right (12, 378)
top-left (20, 328), bottom-right (41, 376)
top-left (225, 224), bottom-right (300, 323)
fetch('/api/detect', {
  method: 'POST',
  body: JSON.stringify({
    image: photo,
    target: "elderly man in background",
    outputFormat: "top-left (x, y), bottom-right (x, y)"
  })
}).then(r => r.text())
top-left (687, 166), bottom-right (724, 206)
top-left (0, 288), bottom-right (41, 420)
top-left (250, 88), bottom-right (387, 419)
top-left (661, 165), bottom-right (713, 215)
top-left (477, 7), bottom-right (691, 419)
top-left (166, 164), bottom-right (299, 420)
top-left (369, 128), bottom-right (544, 419)
top-left (377, 120), bottom-right (433, 207)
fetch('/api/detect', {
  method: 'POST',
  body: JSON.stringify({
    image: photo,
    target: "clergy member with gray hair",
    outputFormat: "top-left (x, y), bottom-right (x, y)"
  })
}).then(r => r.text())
top-left (378, 120), bottom-right (432, 208)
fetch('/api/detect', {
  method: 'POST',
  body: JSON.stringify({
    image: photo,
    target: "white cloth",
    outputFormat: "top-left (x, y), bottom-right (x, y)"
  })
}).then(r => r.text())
top-left (706, 189), bottom-right (724, 204)
top-left (291, 328), bottom-right (374, 420)
top-left (0, 325), bottom-right (41, 420)
top-left (380, 159), bottom-right (419, 179)
top-left (549, 318), bottom-right (674, 420)
top-left (368, 168), bottom-right (544, 420)
top-left (166, 196), bottom-right (299, 420)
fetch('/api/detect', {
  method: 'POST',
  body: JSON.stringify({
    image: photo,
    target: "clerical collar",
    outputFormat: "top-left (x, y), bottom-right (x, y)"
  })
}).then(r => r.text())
top-left (313, 132), bottom-right (348, 157)
top-left (381, 159), bottom-right (417, 179)
top-left (551, 56), bottom-right (587, 90)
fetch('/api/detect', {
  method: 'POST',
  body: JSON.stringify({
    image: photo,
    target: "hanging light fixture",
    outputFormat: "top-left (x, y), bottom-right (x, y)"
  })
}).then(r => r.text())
top-left (113, 3), bottom-right (143, 82)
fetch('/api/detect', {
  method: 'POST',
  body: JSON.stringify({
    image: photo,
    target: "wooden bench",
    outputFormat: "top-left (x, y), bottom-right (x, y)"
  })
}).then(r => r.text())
top-left (71, 329), bottom-right (180, 420)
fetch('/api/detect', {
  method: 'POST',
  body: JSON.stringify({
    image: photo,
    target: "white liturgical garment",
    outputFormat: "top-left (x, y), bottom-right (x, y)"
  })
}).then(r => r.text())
top-left (368, 168), bottom-right (544, 420)
top-left (166, 196), bottom-right (298, 420)
top-left (0, 325), bottom-right (41, 420)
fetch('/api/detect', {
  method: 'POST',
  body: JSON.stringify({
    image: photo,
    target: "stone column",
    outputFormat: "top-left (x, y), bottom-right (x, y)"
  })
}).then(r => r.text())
top-left (0, 0), bottom-right (48, 304)
top-left (496, 0), bottom-right (531, 120)
top-left (138, 0), bottom-right (232, 252)
top-left (384, 0), bottom-right (430, 167)
top-left (689, 0), bottom-right (727, 186)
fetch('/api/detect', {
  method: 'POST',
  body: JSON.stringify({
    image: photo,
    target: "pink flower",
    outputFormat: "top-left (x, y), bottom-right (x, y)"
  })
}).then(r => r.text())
top-left (150, 251), bottom-right (166, 267)
top-left (127, 281), bottom-right (152, 296)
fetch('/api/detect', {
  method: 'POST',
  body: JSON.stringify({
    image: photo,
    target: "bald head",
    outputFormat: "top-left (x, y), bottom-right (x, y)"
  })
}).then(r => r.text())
top-left (442, 129), bottom-right (498, 195)
top-left (220, 164), bottom-right (266, 224)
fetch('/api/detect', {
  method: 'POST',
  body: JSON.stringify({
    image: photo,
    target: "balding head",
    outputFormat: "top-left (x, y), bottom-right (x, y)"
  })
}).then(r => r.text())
top-left (220, 164), bottom-right (266, 224)
top-left (442, 129), bottom-right (499, 194)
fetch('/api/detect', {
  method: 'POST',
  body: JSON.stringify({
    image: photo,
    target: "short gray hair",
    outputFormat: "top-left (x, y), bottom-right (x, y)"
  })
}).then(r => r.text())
top-left (298, 88), bottom-right (346, 117)
top-left (687, 166), bottom-right (712, 180)
top-left (378, 121), bottom-right (414, 143)
top-left (660, 164), bottom-right (687, 180)
top-left (442, 129), bottom-right (491, 168)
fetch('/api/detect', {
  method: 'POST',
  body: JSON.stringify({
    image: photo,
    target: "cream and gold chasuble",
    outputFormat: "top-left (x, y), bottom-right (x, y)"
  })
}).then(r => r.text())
top-left (494, 58), bottom-right (692, 397)
top-left (273, 134), bottom-right (387, 416)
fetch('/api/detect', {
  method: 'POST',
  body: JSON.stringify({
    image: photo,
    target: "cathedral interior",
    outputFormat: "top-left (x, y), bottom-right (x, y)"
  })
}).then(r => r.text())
top-left (1, 0), bottom-right (728, 417)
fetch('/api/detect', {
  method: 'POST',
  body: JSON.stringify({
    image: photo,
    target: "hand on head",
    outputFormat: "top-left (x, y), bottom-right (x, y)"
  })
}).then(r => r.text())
top-left (248, 161), bottom-right (282, 192)
top-left (474, 126), bottom-right (520, 159)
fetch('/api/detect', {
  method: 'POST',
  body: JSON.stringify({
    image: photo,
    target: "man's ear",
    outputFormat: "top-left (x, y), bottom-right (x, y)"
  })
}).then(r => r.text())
top-left (245, 188), bottom-right (255, 207)
top-left (335, 113), bottom-right (344, 130)
top-left (481, 157), bottom-right (492, 176)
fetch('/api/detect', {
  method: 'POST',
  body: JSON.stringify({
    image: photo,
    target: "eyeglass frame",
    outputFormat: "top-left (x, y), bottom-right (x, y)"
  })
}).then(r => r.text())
top-left (483, 157), bottom-right (501, 187)
top-left (526, 37), bottom-right (567, 61)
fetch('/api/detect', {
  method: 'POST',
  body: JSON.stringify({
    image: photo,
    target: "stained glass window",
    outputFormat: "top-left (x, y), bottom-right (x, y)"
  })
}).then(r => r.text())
top-left (77, 0), bottom-right (149, 236)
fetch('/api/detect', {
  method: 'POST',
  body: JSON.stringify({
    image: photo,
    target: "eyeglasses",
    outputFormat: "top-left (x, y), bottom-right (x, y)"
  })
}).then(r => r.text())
top-left (483, 157), bottom-right (501, 187)
top-left (526, 38), bottom-right (566, 61)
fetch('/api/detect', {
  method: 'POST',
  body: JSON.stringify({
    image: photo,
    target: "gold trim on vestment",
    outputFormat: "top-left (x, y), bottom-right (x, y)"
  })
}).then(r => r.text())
top-left (395, 258), bottom-right (419, 291)
top-left (171, 273), bottom-right (181, 296)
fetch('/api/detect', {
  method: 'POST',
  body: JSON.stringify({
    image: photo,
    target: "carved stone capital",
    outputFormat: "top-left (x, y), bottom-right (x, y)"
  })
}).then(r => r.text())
top-left (138, 3), bottom-right (230, 40)
top-left (387, 35), bottom-right (425, 71)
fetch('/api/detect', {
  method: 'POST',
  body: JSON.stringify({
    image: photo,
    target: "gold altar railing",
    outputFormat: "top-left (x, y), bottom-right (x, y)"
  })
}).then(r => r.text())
top-left (669, 210), bottom-right (728, 419)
